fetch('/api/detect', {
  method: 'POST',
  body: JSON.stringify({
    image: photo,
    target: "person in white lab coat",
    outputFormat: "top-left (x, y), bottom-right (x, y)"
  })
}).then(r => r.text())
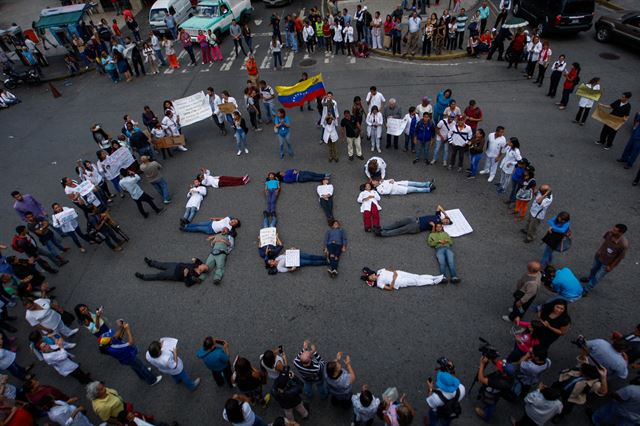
top-left (181, 180), bottom-right (207, 225)
top-left (361, 267), bottom-right (444, 291)
top-left (357, 182), bottom-right (381, 232)
top-left (366, 106), bottom-right (384, 153)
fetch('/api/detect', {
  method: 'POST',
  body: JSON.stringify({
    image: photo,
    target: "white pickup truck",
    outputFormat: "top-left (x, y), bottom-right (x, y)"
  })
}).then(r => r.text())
top-left (181, 0), bottom-right (253, 41)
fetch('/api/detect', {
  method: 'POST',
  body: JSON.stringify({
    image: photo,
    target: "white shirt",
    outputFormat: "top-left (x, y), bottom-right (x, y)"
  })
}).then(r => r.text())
top-left (447, 124), bottom-right (473, 147)
top-left (357, 190), bottom-right (381, 212)
top-left (322, 120), bottom-right (339, 143)
top-left (64, 183), bottom-right (100, 207)
top-left (529, 192), bottom-right (553, 219)
top-left (52, 207), bottom-right (80, 233)
top-left (375, 179), bottom-right (409, 195)
top-left (186, 186), bottom-right (207, 209)
top-left (578, 83), bottom-right (600, 108)
top-left (538, 47), bottom-right (552, 66)
top-left (145, 347), bottom-right (184, 375)
top-left (82, 165), bottom-right (104, 186)
top-left (211, 217), bottom-right (232, 233)
top-left (317, 184), bottom-right (334, 198)
top-left (500, 146), bottom-right (522, 173)
top-left (416, 103), bottom-right (433, 117)
top-left (364, 157), bottom-right (387, 179)
top-left (343, 25), bottom-right (354, 42)
top-left (25, 298), bottom-right (62, 330)
top-left (275, 255), bottom-right (289, 273)
top-left (151, 34), bottom-right (161, 50)
top-left (436, 119), bottom-right (454, 142)
top-left (303, 26), bottom-right (315, 41)
top-left (42, 346), bottom-right (79, 376)
top-left (526, 41), bottom-right (543, 61)
top-left (366, 111), bottom-right (383, 128)
top-left (151, 127), bottom-right (166, 138)
top-left (365, 92), bottom-right (386, 113)
top-left (221, 97), bottom-right (239, 112)
top-left (222, 402), bottom-right (255, 426)
top-left (499, 0), bottom-right (511, 10)
top-left (426, 384), bottom-right (467, 408)
top-left (48, 400), bottom-right (94, 426)
top-left (161, 115), bottom-right (179, 136)
top-left (0, 348), bottom-right (16, 369)
top-left (333, 24), bottom-right (343, 42)
top-left (485, 132), bottom-right (507, 157)
top-left (550, 60), bottom-right (566, 73)
top-left (206, 93), bottom-right (222, 115)
top-left (201, 169), bottom-right (221, 188)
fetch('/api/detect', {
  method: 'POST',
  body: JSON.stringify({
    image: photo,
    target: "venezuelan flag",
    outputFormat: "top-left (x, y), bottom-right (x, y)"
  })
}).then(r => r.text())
top-left (276, 73), bottom-right (327, 108)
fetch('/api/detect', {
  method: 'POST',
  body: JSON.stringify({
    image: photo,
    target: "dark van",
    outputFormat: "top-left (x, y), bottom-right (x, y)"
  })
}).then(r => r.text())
top-left (512, 0), bottom-right (596, 35)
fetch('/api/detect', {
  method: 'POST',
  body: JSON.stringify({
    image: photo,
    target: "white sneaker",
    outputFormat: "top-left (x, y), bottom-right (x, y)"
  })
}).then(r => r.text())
top-left (177, 145), bottom-right (188, 151)
top-left (191, 377), bottom-right (201, 391)
top-left (442, 161), bottom-right (447, 167)
top-left (479, 170), bottom-right (489, 175)
top-left (244, 148), bottom-right (249, 154)
top-left (65, 342), bottom-right (77, 349)
top-left (429, 160), bottom-right (436, 165)
top-left (151, 375), bottom-right (163, 386)
top-left (501, 315), bottom-right (512, 322)
top-left (376, 147), bottom-right (381, 153)
top-left (237, 150), bottom-right (242, 156)
top-left (371, 146), bottom-right (375, 151)
top-left (487, 176), bottom-right (495, 182)
top-left (508, 307), bottom-right (513, 313)
top-left (67, 328), bottom-right (79, 336)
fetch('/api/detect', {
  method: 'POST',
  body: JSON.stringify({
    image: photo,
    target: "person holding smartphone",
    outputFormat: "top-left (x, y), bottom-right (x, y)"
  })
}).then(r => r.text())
top-left (197, 336), bottom-right (233, 387)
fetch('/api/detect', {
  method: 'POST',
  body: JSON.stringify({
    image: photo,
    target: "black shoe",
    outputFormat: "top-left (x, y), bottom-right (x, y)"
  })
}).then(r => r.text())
top-left (180, 218), bottom-right (187, 225)
top-left (358, 155), bottom-right (364, 160)
top-left (579, 277), bottom-right (589, 283)
top-left (349, 156), bottom-right (354, 161)
top-left (616, 158), bottom-right (626, 162)
top-left (213, 279), bottom-right (221, 285)
top-left (134, 272), bottom-right (144, 279)
top-left (58, 259), bottom-right (69, 266)
top-left (155, 208), bottom-right (165, 215)
top-left (142, 213), bottom-right (149, 218)
top-left (144, 257), bottom-right (152, 266)
top-left (633, 181), bottom-right (639, 186)
top-left (413, 159), bottom-right (419, 164)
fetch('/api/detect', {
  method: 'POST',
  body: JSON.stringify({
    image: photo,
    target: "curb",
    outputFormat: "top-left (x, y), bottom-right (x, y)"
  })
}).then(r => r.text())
top-left (595, 0), bottom-right (625, 10)
top-left (372, 48), bottom-right (470, 61)
top-left (41, 66), bottom-right (94, 83)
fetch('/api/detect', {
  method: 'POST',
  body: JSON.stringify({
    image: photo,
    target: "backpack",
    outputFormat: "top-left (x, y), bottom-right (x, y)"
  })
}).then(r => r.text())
top-left (11, 235), bottom-right (24, 253)
top-left (435, 389), bottom-right (461, 419)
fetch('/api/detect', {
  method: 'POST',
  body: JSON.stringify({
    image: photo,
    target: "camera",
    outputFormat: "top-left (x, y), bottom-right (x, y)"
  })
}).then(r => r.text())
top-left (571, 335), bottom-right (587, 349)
top-left (436, 357), bottom-right (455, 374)
top-left (478, 337), bottom-right (500, 361)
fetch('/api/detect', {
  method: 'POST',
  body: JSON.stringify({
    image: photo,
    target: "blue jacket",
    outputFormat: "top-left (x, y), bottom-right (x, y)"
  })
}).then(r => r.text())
top-left (415, 119), bottom-right (435, 142)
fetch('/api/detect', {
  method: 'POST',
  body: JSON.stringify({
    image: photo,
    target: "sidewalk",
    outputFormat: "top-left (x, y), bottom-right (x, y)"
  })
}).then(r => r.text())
top-left (596, 0), bottom-right (636, 10)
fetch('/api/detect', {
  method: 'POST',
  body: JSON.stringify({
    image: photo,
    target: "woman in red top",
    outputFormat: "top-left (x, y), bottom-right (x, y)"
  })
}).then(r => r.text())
top-left (322, 19), bottom-right (332, 53)
top-left (558, 62), bottom-right (581, 110)
top-left (22, 377), bottom-right (69, 410)
top-left (507, 30), bottom-right (527, 70)
top-left (383, 15), bottom-right (394, 51)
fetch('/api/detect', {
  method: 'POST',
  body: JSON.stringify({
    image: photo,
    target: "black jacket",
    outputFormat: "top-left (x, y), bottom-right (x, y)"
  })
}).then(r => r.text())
top-left (272, 376), bottom-right (304, 409)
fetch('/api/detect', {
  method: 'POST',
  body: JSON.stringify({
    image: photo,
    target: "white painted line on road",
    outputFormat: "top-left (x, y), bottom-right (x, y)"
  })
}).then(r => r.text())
top-left (284, 51), bottom-right (294, 68)
top-left (303, 54), bottom-right (309, 59)
top-left (260, 48), bottom-right (273, 69)
top-left (254, 19), bottom-right (263, 26)
top-left (349, 56), bottom-right (356, 64)
top-left (324, 58), bottom-right (330, 63)
top-left (369, 56), bottom-right (474, 67)
top-left (178, 50), bottom-right (186, 60)
top-left (220, 49), bottom-right (237, 71)
top-left (240, 44), bottom-right (259, 70)
top-left (199, 68), bottom-right (210, 72)
top-left (181, 69), bottom-right (188, 73)
top-left (164, 68), bottom-right (174, 74)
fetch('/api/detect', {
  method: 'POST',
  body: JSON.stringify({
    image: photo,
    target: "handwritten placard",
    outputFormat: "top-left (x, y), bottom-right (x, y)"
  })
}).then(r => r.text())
top-left (173, 91), bottom-right (213, 126)
top-left (285, 249), bottom-right (300, 267)
top-left (259, 227), bottom-right (277, 247)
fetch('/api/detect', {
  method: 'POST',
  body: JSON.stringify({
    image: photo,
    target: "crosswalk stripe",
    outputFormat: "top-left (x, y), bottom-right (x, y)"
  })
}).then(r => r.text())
top-left (284, 51), bottom-right (294, 68)
top-left (349, 57), bottom-right (356, 64)
top-left (260, 47), bottom-right (273, 69)
top-left (220, 49), bottom-right (236, 71)
top-left (177, 50), bottom-right (186, 60)
top-left (164, 68), bottom-right (174, 74)
top-left (240, 44), bottom-right (260, 70)
top-left (199, 68), bottom-right (210, 72)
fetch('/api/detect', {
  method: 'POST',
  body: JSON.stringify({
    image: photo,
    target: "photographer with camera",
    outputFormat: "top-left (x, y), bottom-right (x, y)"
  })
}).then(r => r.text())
top-left (272, 367), bottom-right (309, 422)
top-left (513, 346), bottom-right (552, 398)
top-left (503, 261), bottom-right (542, 323)
top-left (474, 354), bottom-right (515, 423)
top-left (550, 357), bottom-right (607, 421)
top-left (425, 361), bottom-right (465, 425)
top-left (197, 336), bottom-right (233, 387)
top-left (583, 336), bottom-right (630, 380)
top-left (513, 384), bottom-right (563, 426)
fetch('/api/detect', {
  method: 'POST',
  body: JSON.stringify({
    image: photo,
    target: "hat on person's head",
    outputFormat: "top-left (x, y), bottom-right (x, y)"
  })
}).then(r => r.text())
top-left (422, 96), bottom-right (430, 102)
top-left (436, 371), bottom-right (460, 393)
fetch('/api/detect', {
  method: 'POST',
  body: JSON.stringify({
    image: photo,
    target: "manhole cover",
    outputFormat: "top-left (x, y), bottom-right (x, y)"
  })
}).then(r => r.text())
top-left (299, 59), bottom-right (317, 67)
top-left (599, 52), bottom-right (620, 60)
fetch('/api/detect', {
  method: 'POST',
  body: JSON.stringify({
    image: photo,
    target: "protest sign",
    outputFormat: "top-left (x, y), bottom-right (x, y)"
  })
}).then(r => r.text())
top-left (153, 135), bottom-right (186, 149)
top-left (172, 92), bottom-right (212, 126)
top-left (101, 147), bottom-right (135, 180)
top-left (386, 117), bottom-right (408, 136)
top-left (259, 227), bottom-right (277, 247)
top-left (592, 104), bottom-right (627, 131)
top-left (53, 209), bottom-right (78, 226)
top-left (575, 83), bottom-right (602, 102)
top-left (218, 102), bottom-right (237, 114)
top-left (285, 249), bottom-right (300, 267)
top-left (75, 180), bottom-right (95, 197)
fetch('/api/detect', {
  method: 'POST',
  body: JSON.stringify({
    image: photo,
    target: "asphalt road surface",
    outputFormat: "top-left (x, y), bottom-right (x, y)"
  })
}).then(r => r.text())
top-left (0, 1), bottom-right (638, 425)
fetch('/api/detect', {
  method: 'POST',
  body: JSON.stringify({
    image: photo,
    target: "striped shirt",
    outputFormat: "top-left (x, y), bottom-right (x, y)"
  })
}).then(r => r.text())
top-left (293, 351), bottom-right (325, 382)
top-left (456, 14), bottom-right (468, 32)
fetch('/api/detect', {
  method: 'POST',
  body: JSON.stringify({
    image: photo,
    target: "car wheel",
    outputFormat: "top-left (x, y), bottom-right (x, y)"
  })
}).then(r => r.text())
top-left (595, 26), bottom-right (610, 42)
top-left (512, 1), bottom-right (521, 17)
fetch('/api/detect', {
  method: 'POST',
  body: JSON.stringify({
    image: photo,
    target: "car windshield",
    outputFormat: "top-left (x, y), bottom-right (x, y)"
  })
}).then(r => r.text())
top-left (149, 8), bottom-right (168, 21)
top-left (563, 0), bottom-right (594, 15)
top-left (194, 5), bottom-right (219, 18)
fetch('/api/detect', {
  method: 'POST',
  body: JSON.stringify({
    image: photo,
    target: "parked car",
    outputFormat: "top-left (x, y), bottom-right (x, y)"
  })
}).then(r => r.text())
top-left (180, 0), bottom-right (253, 41)
top-left (512, 0), bottom-right (596, 35)
top-left (594, 11), bottom-right (640, 48)
top-left (149, 0), bottom-right (194, 38)
top-left (263, 0), bottom-right (292, 7)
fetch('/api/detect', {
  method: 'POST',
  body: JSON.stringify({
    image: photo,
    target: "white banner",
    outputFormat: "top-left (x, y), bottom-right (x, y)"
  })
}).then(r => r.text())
top-left (285, 249), bottom-right (300, 267)
top-left (53, 209), bottom-right (78, 225)
top-left (386, 117), bottom-right (409, 136)
top-left (102, 147), bottom-right (135, 180)
top-left (259, 227), bottom-right (277, 247)
top-left (173, 91), bottom-right (213, 127)
top-left (76, 180), bottom-right (95, 196)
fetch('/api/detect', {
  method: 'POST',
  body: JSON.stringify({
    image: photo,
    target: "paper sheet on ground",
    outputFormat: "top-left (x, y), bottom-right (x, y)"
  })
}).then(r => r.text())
top-left (444, 209), bottom-right (473, 237)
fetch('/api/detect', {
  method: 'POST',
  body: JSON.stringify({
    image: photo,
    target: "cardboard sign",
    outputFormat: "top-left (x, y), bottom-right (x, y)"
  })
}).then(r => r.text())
top-left (575, 83), bottom-right (601, 102)
top-left (53, 209), bottom-right (78, 225)
top-left (259, 227), bottom-right (277, 247)
top-left (218, 102), bottom-right (237, 114)
top-left (285, 249), bottom-right (300, 267)
top-left (101, 147), bottom-right (135, 180)
top-left (591, 104), bottom-right (627, 131)
top-left (75, 180), bottom-right (95, 196)
top-left (172, 91), bottom-right (212, 127)
top-left (153, 135), bottom-right (186, 149)
top-left (386, 117), bottom-right (409, 136)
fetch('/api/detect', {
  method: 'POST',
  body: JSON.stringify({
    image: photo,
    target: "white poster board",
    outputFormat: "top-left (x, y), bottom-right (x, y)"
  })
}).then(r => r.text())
top-left (259, 227), bottom-right (277, 247)
top-left (386, 117), bottom-right (409, 136)
top-left (443, 209), bottom-right (473, 237)
top-left (75, 180), bottom-right (95, 196)
top-left (173, 91), bottom-right (213, 127)
top-left (161, 337), bottom-right (178, 351)
top-left (285, 249), bottom-right (300, 267)
top-left (102, 147), bottom-right (135, 180)
top-left (53, 209), bottom-right (78, 225)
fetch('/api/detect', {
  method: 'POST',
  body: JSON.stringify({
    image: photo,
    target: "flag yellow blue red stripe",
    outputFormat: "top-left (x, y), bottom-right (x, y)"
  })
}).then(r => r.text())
top-left (276, 74), bottom-right (327, 108)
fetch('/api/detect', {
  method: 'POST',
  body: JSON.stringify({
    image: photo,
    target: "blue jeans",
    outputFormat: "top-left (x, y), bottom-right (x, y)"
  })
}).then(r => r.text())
top-left (44, 236), bottom-right (65, 257)
top-left (169, 26), bottom-right (178, 40)
top-left (433, 139), bottom-right (449, 163)
top-left (127, 356), bottom-right (157, 385)
top-left (286, 31), bottom-right (298, 51)
top-left (263, 102), bottom-right (275, 123)
top-left (138, 145), bottom-right (155, 161)
top-left (427, 409), bottom-right (452, 426)
top-left (297, 171), bottom-right (327, 182)
top-left (235, 128), bottom-right (248, 151)
top-left (405, 181), bottom-right (433, 193)
top-left (266, 190), bottom-right (278, 213)
top-left (6, 361), bottom-right (28, 380)
top-left (154, 48), bottom-right (168, 66)
top-left (171, 368), bottom-right (198, 390)
top-left (541, 244), bottom-right (554, 267)
top-left (64, 228), bottom-right (90, 248)
top-left (326, 243), bottom-right (342, 270)
top-left (585, 255), bottom-right (608, 292)
top-left (151, 178), bottom-right (170, 202)
top-left (620, 137), bottom-right (640, 167)
top-left (592, 401), bottom-right (637, 426)
top-left (303, 379), bottom-right (328, 399)
top-left (470, 153), bottom-right (483, 176)
top-left (478, 400), bottom-right (498, 422)
top-left (262, 214), bottom-right (277, 228)
top-left (415, 139), bottom-right (429, 161)
top-left (110, 176), bottom-right (123, 194)
top-left (278, 133), bottom-right (294, 158)
top-left (435, 247), bottom-right (457, 278)
top-left (299, 252), bottom-right (328, 267)
top-left (183, 207), bottom-right (198, 223)
top-left (183, 221), bottom-right (215, 234)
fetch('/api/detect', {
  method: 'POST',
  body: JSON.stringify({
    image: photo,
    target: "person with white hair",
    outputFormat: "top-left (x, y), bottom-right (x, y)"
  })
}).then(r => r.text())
top-left (361, 267), bottom-right (444, 291)
top-left (382, 98), bottom-right (403, 150)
